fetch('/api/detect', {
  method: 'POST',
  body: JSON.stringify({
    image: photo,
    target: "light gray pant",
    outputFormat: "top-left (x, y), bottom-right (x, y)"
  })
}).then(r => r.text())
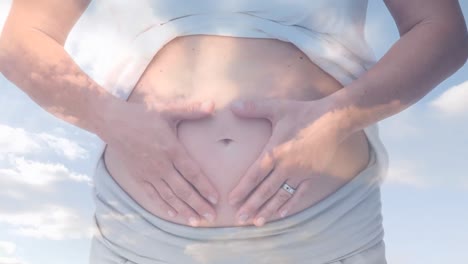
top-left (89, 234), bottom-right (387, 264)
top-left (88, 125), bottom-right (388, 264)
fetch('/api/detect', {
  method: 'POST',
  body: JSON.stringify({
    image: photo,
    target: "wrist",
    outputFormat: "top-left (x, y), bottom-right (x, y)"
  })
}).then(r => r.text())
top-left (92, 92), bottom-right (125, 141)
top-left (315, 90), bottom-right (360, 140)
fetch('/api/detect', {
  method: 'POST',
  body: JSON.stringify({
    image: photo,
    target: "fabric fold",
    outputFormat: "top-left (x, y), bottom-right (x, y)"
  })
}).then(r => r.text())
top-left (89, 11), bottom-right (380, 171)
top-left (91, 129), bottom-right (387, 263)
top-left (84, 3), bottom-right (390, 263)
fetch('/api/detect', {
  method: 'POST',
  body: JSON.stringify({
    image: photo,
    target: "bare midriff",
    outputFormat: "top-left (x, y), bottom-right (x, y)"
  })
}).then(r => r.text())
top-left (103, 35), bottom-right (371, 227)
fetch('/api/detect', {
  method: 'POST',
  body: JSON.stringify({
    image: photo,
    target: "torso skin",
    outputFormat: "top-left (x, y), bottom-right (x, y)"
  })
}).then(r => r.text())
top-left (103, 35), bottom-right (371, 227)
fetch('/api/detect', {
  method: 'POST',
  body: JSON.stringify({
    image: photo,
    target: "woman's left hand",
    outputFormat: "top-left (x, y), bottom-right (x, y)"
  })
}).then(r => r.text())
top-left (227, 97), bottom-right (350, 226)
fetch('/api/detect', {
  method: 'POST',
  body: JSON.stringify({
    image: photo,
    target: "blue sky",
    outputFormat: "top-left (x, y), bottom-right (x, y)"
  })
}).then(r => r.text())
top-left (0, 1), bottom-right (467, 264)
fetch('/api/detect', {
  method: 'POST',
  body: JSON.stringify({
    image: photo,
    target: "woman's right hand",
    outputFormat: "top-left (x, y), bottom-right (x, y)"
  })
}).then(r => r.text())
top-left (100, 99), bottom-right (219, 227)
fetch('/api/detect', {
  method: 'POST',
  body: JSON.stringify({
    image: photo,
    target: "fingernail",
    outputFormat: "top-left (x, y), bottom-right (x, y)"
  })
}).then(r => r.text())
top-left (188, 217), bottom-right (199, 227)
top-left (203, 213), bottom-right (214, 223)
top-left (238, 213), bottom-right (249, 224)
top-left (256, 217), bottom-right (265, 226)
top-left (231, 101), bottom-right (244, 110)
top-left (200, 101), bottom-right (213, 112)
top-left (208, 195), bottom-right (218, 205)
top-left (168, 210), bottom-right (176, 218)
top-left (280, 209), bottom-right (288, 218)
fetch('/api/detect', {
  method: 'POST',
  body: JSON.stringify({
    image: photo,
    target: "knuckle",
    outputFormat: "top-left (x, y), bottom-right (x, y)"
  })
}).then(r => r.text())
top-left (242, 205), bottom-right (255, 215)
top-left (179, 207), bottom-right (195, 218)
top-left (260, 153), bottom-right (275, 172)
top-left (271, 148), bottom-right (284, 162)
top-left (262, 184), bottom-right (279, 198)
top-left (161, 192), bottom-right (177, 203)
top-left (174, 186), bottom-right (194, 201)
top-left (195, 203), bottom-right (211, 214)
top-left (183, 168), bottom-right (201, 183)
top-left (179, 160), bottom-right (199, 177)
top-left (141, 182), bottom-right (156, 198)
top-left (144, 186), bottom-right (157, 199)
top-left (156, 168), bottom-right (171, 181)
top-left (277, 191), bottom-right (292, 202)
top-left (186, 102), bottom-right (200, 113)
top-left (250, 170), bottom-right (265, 185)
top-left (260, 208), bottom-right (273, 218)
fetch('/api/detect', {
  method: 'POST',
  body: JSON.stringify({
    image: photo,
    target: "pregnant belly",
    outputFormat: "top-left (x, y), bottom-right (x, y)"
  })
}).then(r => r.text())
top-left (176, 107), bottom-right (272, 225)
top-left (103, 35), bottom-right (371, 227)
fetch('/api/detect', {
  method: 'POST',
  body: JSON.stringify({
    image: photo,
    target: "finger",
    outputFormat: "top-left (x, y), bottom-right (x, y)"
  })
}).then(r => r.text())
top-left (163, 169), bottom-right (217, 223)
top-left (155, 177), bottom-right (201, 227)
top-left (141, 180), bottom-right (177, 218)
top-left (228, 130), bottom-right (285, 205)
top-left (235, 168), bottom-right (290, 224)
top-left (160, 100), bottom-right (215, 124)
top-left (252, 182), bottom-right (297, 227)
top-left (171, 143), bottom-right (219, 205)
top-left (230, 98), bottom-right (284, 124)
top-left (227, 149), bottom-right (275, 206)
top-left (277, 180), bottom-right (311, 219)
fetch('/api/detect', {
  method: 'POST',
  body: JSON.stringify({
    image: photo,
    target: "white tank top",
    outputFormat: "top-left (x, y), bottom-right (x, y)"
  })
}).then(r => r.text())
top-left (65, 0), bottom-right (387, 174)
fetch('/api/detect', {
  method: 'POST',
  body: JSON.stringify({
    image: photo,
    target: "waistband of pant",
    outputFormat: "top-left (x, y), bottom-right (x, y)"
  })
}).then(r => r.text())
top-left (91, 126), bottom-right (386, 263)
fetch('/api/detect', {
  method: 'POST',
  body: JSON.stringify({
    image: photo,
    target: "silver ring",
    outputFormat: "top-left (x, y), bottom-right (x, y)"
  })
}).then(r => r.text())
top-left (281, 182), bottom-right (296, 195)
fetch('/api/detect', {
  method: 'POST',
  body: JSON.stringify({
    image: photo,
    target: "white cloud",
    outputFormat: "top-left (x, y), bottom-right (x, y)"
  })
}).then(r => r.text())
top-left (0, 241), bottom-right (16, 255)
top-left (0, 124), bottom-right (89, 161)
top-left (384, 161), bottom-right (428, 188)
top-left (65, 0), bottom-right (158, 86)
top-left (37, 132), bottom-right (88, 160)
top-left (0, 241), bottom-right (26, 264)
top-left (380, 107), bottom-right (420, 140)
top-left (0, 257), bottom-right (24, 264)
top-left (0, 125), bottom-right (41, 157)
top-left (0, 156), bottom-right (92, 186)
top-left (429, 81), bottom-right (468, 116)
top-left (0, 189), bottom-right (26, 200)
top-left (0, 205), bottom-right (94, 240)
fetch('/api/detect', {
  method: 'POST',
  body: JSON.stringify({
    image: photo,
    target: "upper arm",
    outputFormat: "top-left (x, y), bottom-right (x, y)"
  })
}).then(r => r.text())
top-left (383, 0), bottom-right (466, 35)
top-left (2, 0), bottom-right (91, 45)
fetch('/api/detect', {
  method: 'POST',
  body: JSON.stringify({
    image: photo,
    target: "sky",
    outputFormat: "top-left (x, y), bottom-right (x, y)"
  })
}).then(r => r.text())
top-left (0, 1), bottom-right (467, 264)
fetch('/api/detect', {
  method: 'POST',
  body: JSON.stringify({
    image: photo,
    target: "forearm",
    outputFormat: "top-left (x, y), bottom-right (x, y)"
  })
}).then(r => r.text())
top-left (0, 27), bottom-right (123, 138)
top-left (322, 17), bottom-right (468, 136)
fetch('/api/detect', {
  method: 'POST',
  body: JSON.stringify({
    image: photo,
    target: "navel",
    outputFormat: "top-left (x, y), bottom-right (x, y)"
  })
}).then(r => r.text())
top-left (218, 138), bottom-right (234, 146)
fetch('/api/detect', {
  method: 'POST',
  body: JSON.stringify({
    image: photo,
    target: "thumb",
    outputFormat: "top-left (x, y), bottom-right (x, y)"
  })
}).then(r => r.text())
top-left (230, 98), bottom-right (281, 123)
top-left (161, 100), bottom-right (215, 122)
